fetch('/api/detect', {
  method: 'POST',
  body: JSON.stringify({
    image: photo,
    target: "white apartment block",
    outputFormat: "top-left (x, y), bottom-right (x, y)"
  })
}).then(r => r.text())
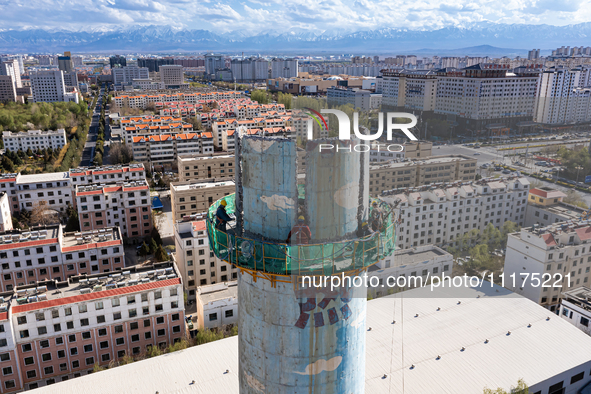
top-left (131, 132), bottom-right (214, 166)
top-left (174, 219), bottom-right (237, 303)
top-left (3, 129), bottom-right (67, 152)
top-left (74, 180), bottom-right (152, 239)
top-left (30, 70), bottom-right (79, 104)
top-left (0, 193), bottom-right (13, 232)
top-left (383, 177), bottom-right (530, 250)
top-left (559, 287), bottom-right (591, 334)
top-left (178, 154), bottom-right (235, 183)
top-left (504, 221), bottom-right (591, 312)
top-left (159, 65), bottom-right (185, 87)
top-left (171, 181), bottom-right (235, 221)
top-left (381, 71), bottom-right (438, 111)
top-left (367, 245), bottom-right (453, 298)
top-left (112, 66), bottom-right (149, 86)
top-left (6, 261), bottom-right (184, 390)
top-left (0, 59), bottom-right (22, 89)
top-left (112, 91), bottom-right (243, 110)
top-left (270, 58), bottom-right (298, 79)
top-left (534, 66), bottom-right (591, 124)
top-left (326, 87), bottom-right (382, 111)
top-left (16, 172), bottom-right (72, 214)
top-left (69, 164), bottom-right (146, 188)
top-left (434, 65), bottom-right (539, 130)
top-left (0, 225), bottom-right (125, 292)
top-left (195, 281), bottom-right (237, 330)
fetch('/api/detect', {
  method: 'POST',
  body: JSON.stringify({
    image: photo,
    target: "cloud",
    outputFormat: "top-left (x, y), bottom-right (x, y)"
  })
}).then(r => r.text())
top-left (106, 0), bottom-right (166, 12)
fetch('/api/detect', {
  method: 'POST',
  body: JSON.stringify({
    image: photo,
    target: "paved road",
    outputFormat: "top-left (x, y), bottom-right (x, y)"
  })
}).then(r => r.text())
top-left (80, 88), bottom-right (104, 167)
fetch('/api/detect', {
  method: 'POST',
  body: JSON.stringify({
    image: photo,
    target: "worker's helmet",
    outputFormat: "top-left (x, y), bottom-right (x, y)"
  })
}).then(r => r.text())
top-left (362, 221), bottom-right (368, 227)
top-left (372, 201), bottom-right (378, 206)
top-left (220, 200), bottom-right (227, 207)
top-left (298, 215), bottom-right (305, 221)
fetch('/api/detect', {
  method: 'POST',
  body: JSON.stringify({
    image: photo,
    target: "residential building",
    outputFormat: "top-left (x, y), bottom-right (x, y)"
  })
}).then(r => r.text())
top-left (159, 65), bottom-right (185, 88)
top-left (504, 221), bottom-right (591, 311)
top-left (117, 115), bottom-right (193, 144)
top-left (366, 245), bottom-right (453, 298)
top-left (173, 219), bottom-right (237, 303)
top-left (0, 225), bottom-right (124, 292)
top-left (109, 55), bottom-right (127, 69)
top-left (528, 49), bottom-right (541, 60)
top-left (270, 58), bottom-right (298, 79)
top-left (369, 154), bottom-right (478, 196)
top-left (326, 86), bottom-right (382, 110)
top-left (0, 174), bottom-right (19, 215)
top-left (69, 164), bottom-right (146, 188)
top-left (434, 64), bottom-right (539, 133)
top-left (62, 72), bottom-right (78, 89)
top-left (112, 66), bottom-right (149, 86)
top-left (204, 54), bottom-right (225, 75)
top-left (0, 59), bottom-right (22, 90)
top-left (0, 193), bottom-right (13, 232)
top-left (30, 70), bottom-right (79, 104)
top-left (524, 187), bottom-right (585, 227)
top-left (383, 176), bottom-right (530, 250)
top-left (559, 287), bottom-right (591, 334)
top-left (73, 180), bottom-right (152, 238)
top-left (195, 282), bottom-right (237, 329)
top-left (131, 133), bottom-right (214, 166)
top-left (3, 129), bottom-right (67, 152)
top-left (0, 75), bottom-right (18, 102)
top-left (4, 261), bottom-right (183, 390)
top-left (178, 154), bottom-right (235, 183)
top-left (16, 172), bottom-right (72, 214)
top-left (57, 52), bottom-right (73, 73)
top-left (230, 58), bottom-right (268, 82)
top-left (30, 283), bottom-right (591, 394)
top-left (137, 58), bottom-right (174, 73)
top-left (170, 181), bottom-right (235, 221)
top-left (381, 71), bottom-right (438, 111)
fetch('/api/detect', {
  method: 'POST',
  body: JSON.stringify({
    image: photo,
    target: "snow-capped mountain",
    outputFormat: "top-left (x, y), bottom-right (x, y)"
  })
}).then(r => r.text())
top-left (1, 22), bottom-right (590, 53)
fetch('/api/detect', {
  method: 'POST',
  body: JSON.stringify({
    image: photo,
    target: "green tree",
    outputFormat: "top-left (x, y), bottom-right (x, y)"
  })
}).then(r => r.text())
top-left (149, 238), bottom-right (158, 254)
top-left (251, 90), bottom-right (271, 104)
top-left (563, 189), bottom-right (588, 209)
top-left (1, 156), bottom-right (15, 172)
top-left (154, 245), bottom-right (168, 262)
top-left (139, 242), bottom-right (150, 257)
top-left (65, 206), bottom-right (80, 232)
top-left (26, 147), bottom-right (33, 157)
top-left (483, 378), bottom-right (528, 394)
top-left (151, 226), bottom-right (162, 245)
top-left (277, 92), bottom-right (293, 109)
top-left (92, 363), bottom-right (105, 373)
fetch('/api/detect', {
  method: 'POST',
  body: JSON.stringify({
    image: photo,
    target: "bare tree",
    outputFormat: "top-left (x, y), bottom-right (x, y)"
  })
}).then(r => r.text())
top-left (29, 201), bottom-right (57, 226)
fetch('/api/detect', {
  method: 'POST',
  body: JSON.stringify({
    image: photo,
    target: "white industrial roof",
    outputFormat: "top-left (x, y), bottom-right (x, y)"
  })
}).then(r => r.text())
top-left (30, 283), bottom-right (591, 394)
top-left (16, 172), bottom-right (70, 184)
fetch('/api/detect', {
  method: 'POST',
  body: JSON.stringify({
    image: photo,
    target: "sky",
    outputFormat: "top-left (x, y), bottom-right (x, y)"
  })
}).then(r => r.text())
top-left (0, 0), bottom-right (590, 34)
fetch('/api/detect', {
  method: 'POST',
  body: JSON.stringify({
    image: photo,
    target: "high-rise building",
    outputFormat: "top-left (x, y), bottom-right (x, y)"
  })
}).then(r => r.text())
top-left (109, 55), bottom-right (127, 69)
top-left (0, 75), bottom-right (17, 102)
top-left (0, 59), bottom-right (22, 89)
top-left (270, 58), bottom-right (298, 79)
top-left (204, 54), bottom-right (224, 75)
top-left (528, 49), bottom-right (541, 60)
top-left (159, 65), bottom-right (184, 87)
top-left (136, 58), bottom-right (174, 72)
top-left (57, 51), bottom-right (73, 73)
top-left (112, 66), bottom-right (149, 86)
top-left (30, 70), bottom-right (79, 104)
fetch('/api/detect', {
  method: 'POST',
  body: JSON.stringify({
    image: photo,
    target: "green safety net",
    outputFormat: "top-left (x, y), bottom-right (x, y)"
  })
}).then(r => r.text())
top-left (206, 194), bottom-right (396, 276)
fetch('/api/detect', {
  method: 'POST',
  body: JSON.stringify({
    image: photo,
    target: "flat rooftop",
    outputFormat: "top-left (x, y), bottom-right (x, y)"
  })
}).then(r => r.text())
top-left (10, 262), bottom-right (180, 313)
top-left (29, 282), bottom-right (591, 394)
top-left (171, 180), bottom-right (235, 192)
top-left (199, 282), bottom-right (237, 304)
top-left (16, 172), bottom-right (70, 184)
top-left (61, 227), bottom-right (121, 250)
top-left (539, 203), bottom-right (586, 220)
top-left (0, 226), bottom-right (60, 246)
top-left (179, 154), bottom-right (234, 161)
top-left (370, 155), bottom-right (473, 170)
top-left (391, 246), bottom-right (446, 265)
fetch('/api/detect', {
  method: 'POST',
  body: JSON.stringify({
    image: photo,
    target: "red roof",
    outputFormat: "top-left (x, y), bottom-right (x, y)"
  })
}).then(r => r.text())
top-left (0, 238), bottom-right (57, 251)
top-left (529, 188), bottom-right (567, 199)
top-left (0, 312), bottom-right (7, 321)
top-left (62, 239), bottom-right (121, 253)
top-left (76, 190), bottom-right (103, 196)
top-left (542, 233), bottom-right (557, 247)
top-left (12, 278), bottom-right (181, 313)
top-left (192, 221), bottom-right (206, 232)
top-left (576, 227), bottom-right (591, 241)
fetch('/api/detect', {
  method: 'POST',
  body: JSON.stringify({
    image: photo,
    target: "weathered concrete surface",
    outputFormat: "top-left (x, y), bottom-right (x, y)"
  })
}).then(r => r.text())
top-left (305, 139), bottom-right (368, 242)
top-left (238, 271), bottom-right (367, 394)
top-left (240, 137), bottom-right (298, 241)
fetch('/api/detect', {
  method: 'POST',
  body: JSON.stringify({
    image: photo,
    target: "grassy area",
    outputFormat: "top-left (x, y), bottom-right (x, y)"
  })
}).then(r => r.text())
top-left (0, 101), bottom-right (88, 133)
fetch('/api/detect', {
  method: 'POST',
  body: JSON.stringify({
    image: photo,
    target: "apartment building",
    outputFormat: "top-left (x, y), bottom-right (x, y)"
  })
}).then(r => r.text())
top-left (173, 219), bottom-right (237, 303)
top-left (119, 117), bottom-right (194, 145)
top-left (131, 132), bottom-right (214, 166)
top-left (381, 71), bottom-right (438, 111)
top-left (112, 91), bottom-right (243, 110)
top-left (195, 282), bottom-right (237, 329)
top-left (534, 66), bottom-right (591, 124)
top-left (30, 70), bottom-right (79, 104)
top-left (0, 75), bottom-right (18, 103)
top-left (504, 221), bottom-right (591, 311)
top-left (524, 187), bottom-right (585, 227)
top-left (112, 66), bottom-right (149, 86)
top-left (230, 58), bottom-right (268, 82)
top-left (0, 174), bottom-right (19, 215)
top-left (270, 58), bottom-right (298, 79)
top-left (16, 172), bottom-right (72, 214)
top-left (403, 141), bottom-right (433, 158)
top-left (178, 154), bottom-right (235, 183)
top-left (73, 180), bottom-right (152, 238)
top-left (290, 112), bottom-right (329, 141)
top-left (383, 176), bottom-right (530, 250)
top-left (367, 245), bottom-right (453, 298)
top-left (4, 261), bottom-right (183, 390)
top-left (0, 304), bottom-right (20, 392)
top-left (326, 87), bottom-right (382, 111)
top-left (3, 129), bottom-right (67, 152)
top-left (170, 181), bottom-right (235, 221)
top-left (0, 193), bottom-right (12, 232)
top-left (69, 164), bottom-right (146, 188)
top-left (559, 287), bottom-right (591, 334)
top-left (369, 155), bottom-right (477, 196)
top-left (434, 64), bottom-right (539, 132)
top-left (0, 225), bottom-right (124, 292)
top-left (159, 65), bottom-right (185, 88)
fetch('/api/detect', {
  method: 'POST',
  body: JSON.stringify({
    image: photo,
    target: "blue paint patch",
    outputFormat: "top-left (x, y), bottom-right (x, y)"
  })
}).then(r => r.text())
top-left (340, 304), bottom-right (352, 320)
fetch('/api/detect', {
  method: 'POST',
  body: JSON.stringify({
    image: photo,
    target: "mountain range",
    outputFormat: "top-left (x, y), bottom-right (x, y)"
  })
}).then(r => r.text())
top-left (0, 22), bottom-right (590, 54)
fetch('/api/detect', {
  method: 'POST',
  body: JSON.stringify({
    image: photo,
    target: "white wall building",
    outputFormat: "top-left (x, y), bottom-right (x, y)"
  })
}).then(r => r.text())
top-left (271, 58), bottom-right (298, 79)
top-left (559, 287), bottom-right (591, 334)
top-left (30, 70), bottom-right (79, 104)
top-left (16, 172), bottom-right (72, 214)
top-left (3, 129), bottom-right (67, 152)
top-left (195, 281), bottom-right (238, 330)
top-left (0, 192), bottom-right (13, 232)
top-left (326, 87), bottom-right (382, 111)
top-left (112, 66), bottom-right (149, 86)
top-left (159, 65), bottom-right (185, 88)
